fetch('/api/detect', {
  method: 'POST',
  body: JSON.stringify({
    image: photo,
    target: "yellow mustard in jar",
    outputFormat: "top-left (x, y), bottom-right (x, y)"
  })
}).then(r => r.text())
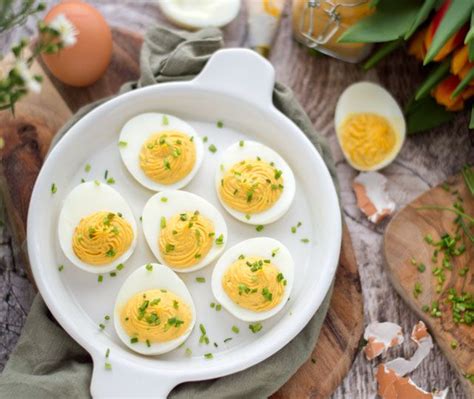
top-left (222, 256), bottom-right (286, 312)
top-left (139, 131), bottom-right (196, 184)
top-left (120, 289), bottom-right (192, 343)
top-left (339, 113), bottom-right (397, 169)
top-left (72, 211), bottom-right (133, 265)
top-left (220, 159), bottom-right (283, 214)
top-left (159, 211), bottom-right (214, 269)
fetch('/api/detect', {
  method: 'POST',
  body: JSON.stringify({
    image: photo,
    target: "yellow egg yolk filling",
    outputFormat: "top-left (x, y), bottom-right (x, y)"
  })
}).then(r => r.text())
top-left (222, 256), bottom-right (286, 312)
top-left (219, 159), bottom-right (283, 214)
top-left (139, 131), bottom-right (196, 184)
top-left (159, 211), bottom-right (215, 269)
top-left (120, 289), bottom-right (192, 344)
top-left (72, 211), bottom-right (133, 265)
top-left (339, 113), bottom-right (398, 169)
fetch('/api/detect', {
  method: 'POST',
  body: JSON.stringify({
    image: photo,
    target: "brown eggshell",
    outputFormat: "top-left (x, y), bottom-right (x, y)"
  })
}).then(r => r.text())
top-left (42, 0), bottom-right (112, 87)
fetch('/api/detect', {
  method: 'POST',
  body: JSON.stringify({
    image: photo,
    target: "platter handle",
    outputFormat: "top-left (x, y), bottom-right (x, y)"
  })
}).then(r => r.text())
top-left (192, 48), bottom-right (276, 108)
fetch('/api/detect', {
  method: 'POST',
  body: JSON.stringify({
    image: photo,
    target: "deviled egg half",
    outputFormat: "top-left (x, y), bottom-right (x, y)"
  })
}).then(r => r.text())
top-left (58, 181), bottom-right (137, 273)
top-left (211, 237), bottom-right (294, 322)
top-left (335, 82), bottom-right (406, 171)
top-left (142, 190), bottom-right (228, 273)
top-left (114, 263), bottom-right (196, 355)
top-left (119, 113), bottom-right (204, 191)
top-left (215, 140), bottom-right (295, 225)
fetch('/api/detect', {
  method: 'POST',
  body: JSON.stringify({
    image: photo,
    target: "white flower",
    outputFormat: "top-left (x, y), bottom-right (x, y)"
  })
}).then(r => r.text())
top-left (15, 60), bottom-right (41, 94)
top-left (48, 13), bottom-right (78, 48)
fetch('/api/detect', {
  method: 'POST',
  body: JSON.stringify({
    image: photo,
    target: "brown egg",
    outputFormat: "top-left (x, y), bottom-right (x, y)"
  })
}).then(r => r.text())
top-left (41, 0), bottom-right (112, 87)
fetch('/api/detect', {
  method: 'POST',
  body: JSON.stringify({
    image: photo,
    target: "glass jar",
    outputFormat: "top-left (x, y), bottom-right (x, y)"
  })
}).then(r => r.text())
top-left (292, 0), bottom-right (374, 63)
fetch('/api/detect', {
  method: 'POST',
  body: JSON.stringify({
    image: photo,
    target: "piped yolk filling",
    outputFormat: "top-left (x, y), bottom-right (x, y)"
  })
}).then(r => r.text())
top-left (159, 211), bottom-right (214, 269)
top-left (139, 130), bottom-right (196, 184)
top-left (222, 256), bottom-right (286, 312)
top-left (220, 159), bottom-right (283, 214)
top-left (72, 211), bottom-right (133, 265)
top-left (339, 112), bottom-right (397, 169)
top-left (120, 289), bottom-right (192, 343)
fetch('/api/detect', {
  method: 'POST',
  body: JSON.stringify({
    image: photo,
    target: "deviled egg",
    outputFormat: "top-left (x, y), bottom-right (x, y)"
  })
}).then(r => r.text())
top-left (119, 113), bottom-right (204, 191)
top-left (211, 237), bottom-right (294, 322)
top-left (215, 140), bottom-right (295, 225)
top-left (142, 190), bottom-right (228, 273)
top-left (58, 181), bottom-right (137, 273)
top-left (335, 82), bottom-right (406, 171)
top-left (114, 263), bottom-right (196, 355)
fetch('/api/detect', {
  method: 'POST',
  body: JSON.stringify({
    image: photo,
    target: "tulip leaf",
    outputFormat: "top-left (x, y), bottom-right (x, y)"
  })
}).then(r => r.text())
top-left (415, 58), bottom-right (451, 100)
top-left (363, 39), bottom-right (404, 70)
top-left (470, 104), bottom-right (474, 128)
top-left (405, 96), bottom-right (454, 134)
top-left (467, 10), bottom-right (474, 61)
top-left (338, 0), bottom-right (422, 43)
top-left (451, 67), bottom-right (474, 98)
top-left (424, 0), bottom-right (472, 64)
top-left (405, 0), bottom-right (438, 39)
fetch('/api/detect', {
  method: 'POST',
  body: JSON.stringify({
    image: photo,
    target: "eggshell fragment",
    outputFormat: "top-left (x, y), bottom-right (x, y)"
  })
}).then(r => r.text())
top-left (384, 321), bottom-right (433, 377)
top-left (353, 172), bottom-right (395, 224)
top-left (376, 364), bottom-right (448, 399)
top-left (363, 321), bottom-right (404, 360)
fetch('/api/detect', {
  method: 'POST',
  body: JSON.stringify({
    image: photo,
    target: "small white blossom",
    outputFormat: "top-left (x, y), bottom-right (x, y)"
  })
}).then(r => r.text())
top-left (15, 60), bottom-right (41, 94)
top-left (48, 13), bottom-right (78, 48)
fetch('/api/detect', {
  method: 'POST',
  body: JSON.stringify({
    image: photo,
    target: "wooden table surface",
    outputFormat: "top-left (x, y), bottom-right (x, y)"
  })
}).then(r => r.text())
top-left (0, 1), bottom-right (472, 398)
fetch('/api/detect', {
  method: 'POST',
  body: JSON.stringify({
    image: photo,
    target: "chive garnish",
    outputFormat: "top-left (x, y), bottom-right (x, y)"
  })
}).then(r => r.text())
top-left (94, 180), bottom-right (100, 186)
top-left (162, 115), bottom-right (169, 125)
top-left (106, 177), bottom-right (115, 185)
top-left (231, 325), bottom-right (240, 334)
top-left (160, 216), bottom-right (166, 229)
top-left (208, 144), bottom-right (217, 153)
top-left (116, 263), bottom-right (124, 271)
top-left (99, 323), bottom-right (105, 330)
top-left (217, 120), bottom-right (223, 128)
top-left (300, 238), bottom-right (310, 243)
top-left (146, 339), bottom-right (151, 348)
top-left (203, 136), bottom-right (208, 143)
top-left (196, 277), bottom-right (206, 283)
top-left (239, 140), bottom-right (244, 147)
top-left (224, 338), bottom-right (232, 343)
top-left (118, 141), bottom-right (127, 148)
top-left (215, 234), bottom-right (224, 245)
top-left (210, 302), bottom-right (215, 308)
top-left (109, 272), bottom-right (117, 277)
top-left (256, 225), bottom-right (264, 232)
top-left (161, 197), bottom-right (168, 202)
top-left (249, 323), bottom-right (262, 333)
top-left (145, 263), bottom-right (153, 271)
top-left (245, 214), bottom-right (251, 220)
top-left (204, 353), bottom-right (213, 359)
top-left (98, 275), bottom-right (103, 283)
top-left (85, 163), bottom-right (91, 172)
top-left (51, 183), bottom-right (57, 194)
top-left (165, 243), bottom-right (175, 252)
top-left (58, 265), bottom-right (64, 272)
top-left (130, 337), bottom-right (138, 344)
top-left (104, 315), bottom-right (110, 320)
top-left (185, 348), bottom-right (192, 357)
top-left (215, 304), bottom-right (222, 311)
top-left (291, 226), bottom-right (296, 234)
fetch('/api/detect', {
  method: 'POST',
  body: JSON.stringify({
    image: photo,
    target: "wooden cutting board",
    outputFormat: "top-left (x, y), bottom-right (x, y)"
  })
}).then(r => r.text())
top-left (384, 173), bottom-right (473, 397)
top-left (0, 28), bottom-right (363, 398)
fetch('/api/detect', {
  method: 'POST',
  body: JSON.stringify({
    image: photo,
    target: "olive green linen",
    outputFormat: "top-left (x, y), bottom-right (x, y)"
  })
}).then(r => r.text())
top-left (0, 25), bottom-right (338, 399)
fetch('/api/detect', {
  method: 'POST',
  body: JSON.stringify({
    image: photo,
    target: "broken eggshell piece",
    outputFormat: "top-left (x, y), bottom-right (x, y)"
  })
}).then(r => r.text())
top-left (363, 321), bottom-right (404, 360)
top-left (353, 171), bottom-right (396, 224)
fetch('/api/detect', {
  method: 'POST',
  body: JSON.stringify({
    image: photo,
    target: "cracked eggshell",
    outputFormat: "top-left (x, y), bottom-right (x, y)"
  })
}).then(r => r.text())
top-left (363, 321), bottom-right (404, 360)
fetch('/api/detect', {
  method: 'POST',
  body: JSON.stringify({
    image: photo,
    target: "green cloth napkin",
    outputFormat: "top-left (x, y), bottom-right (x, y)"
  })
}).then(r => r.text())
top-left (0, 25), bottom-right (338, 399)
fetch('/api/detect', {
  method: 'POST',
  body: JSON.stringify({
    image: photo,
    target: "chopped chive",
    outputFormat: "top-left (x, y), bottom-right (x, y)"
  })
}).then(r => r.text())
top-left (204, 353), bottom-right (213, 359)
top-left (99, 323), bottom-right (105, 330)
top-left (185, 348), bottom-right (192, 357)
top-left (161, 197), bottom-right (168, 203)
top-left (215, 304), bottom-right (222, 311)
top-left (104, 315), bottom-right (110, 320)
top-left (105, 348), bottom-right (110, 358)
top-left (105, 362), bottom-right (112, 370)
top-left (215, 234), bottom-right (224, 245)
top-left (196, 277), bottom-right (206, 283)
top-left (116, 263), bottom-right (124, 271)
top-left (106, 177), bottom-right (115, 185)
top-left (199, 323), bottom-right (206, 335)
top-left (231, 325), bottom-right (240, 334)
top-left (256, 225), bottom-right (264, 232)
top-left (118, 141), bottom-right (127, 148)
top-left (160, 216), bottom-right (166, 229)
top-left (210, 302), bottom-right (215, 308)
top-left (224, 338), bottom-right (232, 343)
top-left (203, 136), bottom-right (208, 143)
top-left (417, 263), bottom-right (426, 273)
top-left (271, 248), bottom-right (279, 257)
top-left (146, 339), bottom-right (151, 348)
top-left (104, 170), bottom-right (108, 179)
top-left (130, 337), bottom-right (138, 344)
top-left (58, 264), bottom-right (64, 272)
top-left (162, 115), bottom-right (169, 125)
top-left (413, 282), bottom-right (423, 298)
top-left (85, 163), bottom-right (91, 172)
top-left (245, 214), bottom-right (251, 220)
top-left (98, 275), bottom-right (103, 283)
top-left (239, 140), bottom-right (244, 147)
top-left (145, 263), bottom-right (153, 271)
top-left (217, 120), bottom-right (223, 128)
top-left (94, 180), bottom-right (100, 186)
top-left (208, 144), bottom-right (217, 153)
top-left (109, 272), bottom-right (117, 277)
top-left (451, 340), bottom-right (458, 349)
top-left (51, 183), bottom-right (57, 194)
top-left (291, 226), bottom-right (297, 234)
top-left (300, 238), bottom-right (310, 243)
top-left (249, 323), bottom-right (262, 333)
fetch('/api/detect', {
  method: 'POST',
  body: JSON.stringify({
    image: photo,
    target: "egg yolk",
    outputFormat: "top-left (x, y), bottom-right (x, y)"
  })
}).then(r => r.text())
top-left (159, 211), bottom-right (215, 269)
top-left (72, 211), bottom-right (133, 265)
top-left (339, 113), bottom-right (397, 169)
top-left (139, 131), bottom-right (196, 184)
top-left (120, 289), bottom-right (192, 344)
top-left (220, 159), bottom-right (283, 214)
top-left (222, 256), bottom-right (286, 312)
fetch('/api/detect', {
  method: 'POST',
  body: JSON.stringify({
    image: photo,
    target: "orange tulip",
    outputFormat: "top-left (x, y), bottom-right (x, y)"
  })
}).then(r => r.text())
top-left (432, 75), bottom-right (464, 111)
top-left (451, 45), bottom-right (469, 75)
top-left (408, 27), bottom-right (428, 61)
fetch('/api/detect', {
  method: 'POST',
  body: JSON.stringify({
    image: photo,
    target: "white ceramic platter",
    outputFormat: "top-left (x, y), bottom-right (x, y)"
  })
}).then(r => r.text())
top-left (27, 49), bottom-right (341, 398)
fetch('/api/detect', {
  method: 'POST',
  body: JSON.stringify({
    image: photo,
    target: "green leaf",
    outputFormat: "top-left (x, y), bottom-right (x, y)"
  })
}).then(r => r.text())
top-left (405, 0), bottom-right (438, 39)
top-left (405, 96), bottom-right (454, 134)
top-left (414, 58), bottom-right (451, 100)
top-left (470, 104), bottom-right (474, 128)
top-left (462, 165), bottom-right (474, 195)
top-left (467, 10), bottom-right (474, 61)
top-left (424, 0), bottom-right (472, 64)
top-left (451, 67), bottom-right (474, 98)
top-left (338, 0), bottom-right (422, 43)
top-left (363, 39), bottom-right (404, 70)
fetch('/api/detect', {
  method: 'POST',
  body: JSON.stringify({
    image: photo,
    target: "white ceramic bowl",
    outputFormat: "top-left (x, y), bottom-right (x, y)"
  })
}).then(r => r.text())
top-left (27, 49), bottom-right (341, 398)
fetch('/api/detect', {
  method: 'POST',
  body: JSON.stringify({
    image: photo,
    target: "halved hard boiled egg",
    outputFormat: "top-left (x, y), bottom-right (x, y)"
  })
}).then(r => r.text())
top-left (211, 237), bottom-right (294, 322)
top-left (335, 82), bottom-right (406, 172)
top-left (215, 140), bottom-right (295, 225)
top-left (119, 113), bottom-right (204, 191)
top-left (158, 0), bottom-right (241, 29)
top-left (142, 190), bottom-right (227, 273)
top-left (114, 263), bottom-right (196, 355)
top-left (58, 181), bottom-right (137, 273)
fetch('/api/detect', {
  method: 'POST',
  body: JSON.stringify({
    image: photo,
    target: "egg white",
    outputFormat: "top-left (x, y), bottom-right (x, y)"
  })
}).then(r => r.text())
top-left (334, 81), bottom-right (406, 171)
top-left (215, 140), bottom-right (295, 225)
top-left (142, 190), bottom-right (228, 273)
top-left (119, 113), bottom-right (204, 191)
top-left (57, 181), bottom-right (137, 274)
top-left (211, 237), bottom-right (294, 322)
top-left (158, 0), bottom-right (241, 29)
top-left (113, 263), bottom-right (196, 355)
